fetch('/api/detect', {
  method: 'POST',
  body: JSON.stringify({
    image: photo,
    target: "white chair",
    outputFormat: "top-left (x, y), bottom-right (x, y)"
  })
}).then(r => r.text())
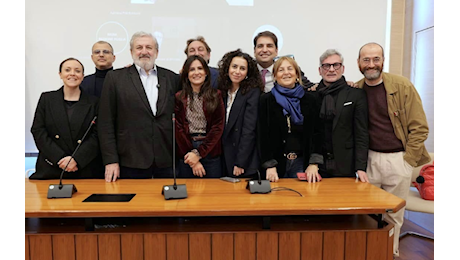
top-left (400, 153), bottom-right (434, 240)
top-left (25, 168), bottom-right (35, 178)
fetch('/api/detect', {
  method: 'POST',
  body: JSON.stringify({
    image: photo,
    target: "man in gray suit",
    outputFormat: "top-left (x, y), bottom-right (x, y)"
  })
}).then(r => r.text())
top-left (98, 31), bottom-right (180, 182)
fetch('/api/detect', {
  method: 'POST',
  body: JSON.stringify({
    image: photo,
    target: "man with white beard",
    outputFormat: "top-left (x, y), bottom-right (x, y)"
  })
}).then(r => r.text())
top-left (98, 31), bottom-right (180, 182)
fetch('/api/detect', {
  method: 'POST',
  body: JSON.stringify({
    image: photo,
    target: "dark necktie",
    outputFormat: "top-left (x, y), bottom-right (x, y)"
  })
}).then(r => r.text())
top-left (261, 69), bottom-right (268, 86)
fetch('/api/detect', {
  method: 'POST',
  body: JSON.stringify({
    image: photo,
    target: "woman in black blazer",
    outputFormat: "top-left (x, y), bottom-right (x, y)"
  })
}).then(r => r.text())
top-left (30, 58), bottom-right (103, 179)
top-left (218, 49), bottom-right (263, 178)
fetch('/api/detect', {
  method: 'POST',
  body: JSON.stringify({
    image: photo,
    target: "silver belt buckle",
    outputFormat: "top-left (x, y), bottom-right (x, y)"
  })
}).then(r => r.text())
top-left (286, 152), bottom-right (297, 160)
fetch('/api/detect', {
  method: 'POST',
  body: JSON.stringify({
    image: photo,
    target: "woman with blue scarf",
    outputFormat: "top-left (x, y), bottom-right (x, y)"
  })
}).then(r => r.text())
top-left (258, 56), bottom-right (323, 182)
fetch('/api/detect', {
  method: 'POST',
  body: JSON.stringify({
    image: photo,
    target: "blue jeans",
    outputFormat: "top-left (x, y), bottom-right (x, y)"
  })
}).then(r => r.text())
top-left (178, 139), bottom-right (222, 178)
top-left (284, 156), bottom-right (304, 178)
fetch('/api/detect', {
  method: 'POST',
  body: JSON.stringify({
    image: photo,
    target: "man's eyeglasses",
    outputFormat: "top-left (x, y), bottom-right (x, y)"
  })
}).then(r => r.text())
top-left (273, 54), bottom-right (295, 62)
top-left (321, 63), bottom-right (342, 70)
top-left (361, 57), bottom-right (382, 65)
top-left (92, 50), bottom-right (113, 55)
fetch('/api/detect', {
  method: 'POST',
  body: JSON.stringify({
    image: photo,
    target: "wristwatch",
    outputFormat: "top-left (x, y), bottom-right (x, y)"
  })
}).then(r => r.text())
top-left (191, 149), bottom-right (201, 159)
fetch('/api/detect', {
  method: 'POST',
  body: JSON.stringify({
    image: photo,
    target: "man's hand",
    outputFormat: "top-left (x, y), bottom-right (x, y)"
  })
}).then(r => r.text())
top-left (356, 170), bottom-right (369, 182)
top-left (105, 163), bottom-right (120, 182)
top-left (307, 83), bottom-right (319, 91)
top-left (347, 81), bottom-right (358, 88)
top-left (308, 81), bottom-right (357, 91)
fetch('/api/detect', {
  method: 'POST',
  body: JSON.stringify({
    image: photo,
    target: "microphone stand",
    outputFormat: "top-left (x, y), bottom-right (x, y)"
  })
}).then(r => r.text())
top-left (162, 113), bottom-right (188, 200)
top-left (246, 160), bottom-right (276, 194)
top-left (47, 116), bottom-right (97, 199)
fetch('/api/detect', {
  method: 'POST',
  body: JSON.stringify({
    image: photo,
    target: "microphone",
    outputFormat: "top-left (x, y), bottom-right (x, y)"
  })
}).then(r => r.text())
top-left (47, 116), bottom-right (97, 199)
top-left (161, 113), bottom-right (188, 200)
top-left (246, 159), bottom-right (276, 194)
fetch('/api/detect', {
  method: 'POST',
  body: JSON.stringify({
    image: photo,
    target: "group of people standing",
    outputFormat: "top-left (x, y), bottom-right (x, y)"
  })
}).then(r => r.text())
top-left (30, 30), bottom-right (430, 257)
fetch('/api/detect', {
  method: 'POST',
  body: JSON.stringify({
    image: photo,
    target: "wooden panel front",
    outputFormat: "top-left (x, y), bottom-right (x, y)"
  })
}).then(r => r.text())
top-left (121, 234), bottom-right (143, 260)
top-left (25, 235), bottom-right (30, 260)
top-left (29, 235), bottom-right (52, 260)
top-left (52, 235), bottom-right (75, 260)
top-left (75, 234), bottom-right (98, 260)
top-left (279, 232), bottom-right (301, 259)
top-left (189, 234), bottom-right (211, 260)
top-left (256, 232), bottom-right (278, 260)
top-left (323, 232), bottom-right (345, 260)
top-left (144, 234), bottom-right (166, 260)
top-left (26, 224), bottom-right (393, 260)
top-left (301, 232), bottom-right (322, 260)
top-left (234, 233), bottom-right (256, 260)
top-left (26, 215), bottom-right (394, 260)
top-left (98, 234), bottom-right (121, 260)
top-left (212, 233), bottom-right (233, 260)
top-left (345, 231), bottom-right (366, 260)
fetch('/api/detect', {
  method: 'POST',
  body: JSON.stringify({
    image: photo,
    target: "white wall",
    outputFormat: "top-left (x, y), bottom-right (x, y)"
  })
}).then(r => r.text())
top-left (25, 0), bottom-right (389, 152)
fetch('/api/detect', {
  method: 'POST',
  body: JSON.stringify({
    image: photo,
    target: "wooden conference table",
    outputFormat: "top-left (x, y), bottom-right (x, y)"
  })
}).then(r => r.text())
top-left (25, 178), bottom-right (405, 260)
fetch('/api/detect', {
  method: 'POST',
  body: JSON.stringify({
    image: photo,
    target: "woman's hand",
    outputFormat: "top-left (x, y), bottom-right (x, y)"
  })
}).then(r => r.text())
top-left (58, 156), bottom-right (78, 172)
top-left (266, 167), bottom-right (279, 182)
top-left (233, 166), bottom-right (245, 176)
top-left (305, 164), bottom-right (322, 183)
top-left (192, 162), bottom-right (206, 177)
top-left (184, 152), bottom-right (200, 167)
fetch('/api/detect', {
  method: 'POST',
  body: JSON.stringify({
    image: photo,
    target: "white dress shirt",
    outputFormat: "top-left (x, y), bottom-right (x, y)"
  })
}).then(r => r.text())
top-left (135, 64), bottom-right (159, 115)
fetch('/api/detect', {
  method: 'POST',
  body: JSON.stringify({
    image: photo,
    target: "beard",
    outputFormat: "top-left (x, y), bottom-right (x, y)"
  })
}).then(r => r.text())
top-left (360, 64), bottom-right (383, 81)
top-left (133, 54), bottom-right (155, 71)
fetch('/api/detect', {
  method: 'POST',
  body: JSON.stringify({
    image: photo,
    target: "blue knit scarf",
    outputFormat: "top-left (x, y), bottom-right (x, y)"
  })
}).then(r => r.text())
top-left (271, 82), bottom-right (305, 125)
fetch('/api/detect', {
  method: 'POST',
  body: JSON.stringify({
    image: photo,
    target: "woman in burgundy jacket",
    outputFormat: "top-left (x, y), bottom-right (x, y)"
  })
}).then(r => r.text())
top-left (175, 55), bottom-right (225, 178)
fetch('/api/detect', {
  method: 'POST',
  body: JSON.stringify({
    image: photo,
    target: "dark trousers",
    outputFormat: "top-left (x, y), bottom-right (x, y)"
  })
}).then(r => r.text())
top-left (283, 156), bottom-right (304, 178)
top-left (120, 162), bottom-right (175, 179)
top-left (178, 139), bottom-right (222, 178)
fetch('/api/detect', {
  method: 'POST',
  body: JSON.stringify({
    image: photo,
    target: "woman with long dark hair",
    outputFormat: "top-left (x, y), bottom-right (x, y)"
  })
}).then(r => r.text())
top-left (175, 55), bottom-right (225, 178)
top-left (218, 49), bottom-right (263, 177)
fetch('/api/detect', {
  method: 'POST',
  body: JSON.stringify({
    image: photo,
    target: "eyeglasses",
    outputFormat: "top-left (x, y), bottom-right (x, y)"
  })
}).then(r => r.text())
top-left (92, 50), bottom-right (113, 55)
top-left (321, 63), bottom-right (342, 70)
top-left (273, 54), bottom-right (295, 62)
top-left (361, 57), bottom-right (382, 65)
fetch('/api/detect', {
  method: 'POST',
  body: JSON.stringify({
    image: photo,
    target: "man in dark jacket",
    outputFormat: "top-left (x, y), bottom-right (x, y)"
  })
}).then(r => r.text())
top-left (307, 49), bottom-right (369, 183)
top-left (98, 31), bottom-right (180, 182)
top-left (80, 41), bottom-right (116, 97)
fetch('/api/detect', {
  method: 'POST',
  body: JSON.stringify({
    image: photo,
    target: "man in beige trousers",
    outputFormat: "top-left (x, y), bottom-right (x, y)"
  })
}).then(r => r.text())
top-left (356, 42), bottom-right (431, 258)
